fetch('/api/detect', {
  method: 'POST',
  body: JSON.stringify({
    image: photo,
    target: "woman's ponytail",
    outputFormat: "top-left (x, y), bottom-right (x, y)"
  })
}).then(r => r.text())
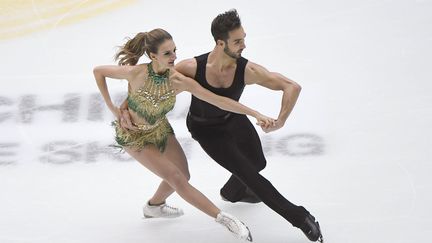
top-left (114, 29), bottom-right (172, 66)
top-left (115, 32), bottom-right (148, 66)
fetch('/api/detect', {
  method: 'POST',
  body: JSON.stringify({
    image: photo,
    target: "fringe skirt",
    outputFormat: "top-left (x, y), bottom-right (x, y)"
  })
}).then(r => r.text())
top-left (112, 117), bottom-right (174, 153)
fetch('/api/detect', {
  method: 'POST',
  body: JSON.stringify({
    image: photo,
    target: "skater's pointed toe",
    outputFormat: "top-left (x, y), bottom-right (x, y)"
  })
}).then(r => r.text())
top-left (300, 214), bottom-right (323, 242)
top-left (216, 211), bottom-right (253, 241)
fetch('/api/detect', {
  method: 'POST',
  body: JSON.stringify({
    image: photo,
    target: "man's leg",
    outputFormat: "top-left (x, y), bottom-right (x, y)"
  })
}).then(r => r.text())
top-left (220, 175), bottom-right (261, 203)
top-left (219, 115), bottom-right (267, 202)
top-left (195, 132), bottom-right (308, 226)
top-left (188, 114), bottom-right (307, 226)
top-left (187, 114), bottom-right (323, 241)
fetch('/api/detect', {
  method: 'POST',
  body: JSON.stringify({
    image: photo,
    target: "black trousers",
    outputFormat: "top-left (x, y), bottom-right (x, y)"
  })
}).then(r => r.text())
top-left (186, 113), bottom-right (308, 227)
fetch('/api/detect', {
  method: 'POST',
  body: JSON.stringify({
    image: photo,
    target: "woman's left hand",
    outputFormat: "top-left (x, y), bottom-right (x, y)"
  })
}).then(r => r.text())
top-left (119, 109), bottom-right (139, 131)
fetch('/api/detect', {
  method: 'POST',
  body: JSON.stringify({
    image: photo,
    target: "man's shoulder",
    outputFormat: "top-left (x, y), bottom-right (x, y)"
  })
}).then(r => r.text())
top-left (177, 57), bottom-right (197, 66)
top-left (175, 58), bottom-right (197, 78)
top-left (244, 61), bottom-right (270, 85)
top-left (244, 60), bottom-right (264, 73)
top-left (176, 58), bottom-right (198, 70)
top-left (194, 52), bottom-right (210, 60)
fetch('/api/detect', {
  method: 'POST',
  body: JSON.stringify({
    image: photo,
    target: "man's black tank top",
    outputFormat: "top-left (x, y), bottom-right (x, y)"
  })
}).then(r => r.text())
top-left (189, 52), bottom-right (248, 119)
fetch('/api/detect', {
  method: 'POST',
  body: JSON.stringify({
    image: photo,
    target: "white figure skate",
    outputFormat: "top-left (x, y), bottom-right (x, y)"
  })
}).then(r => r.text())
top-left (143, 201), bottom-right (184, 219)
top-left (216, 211), bottom-right (253, 241)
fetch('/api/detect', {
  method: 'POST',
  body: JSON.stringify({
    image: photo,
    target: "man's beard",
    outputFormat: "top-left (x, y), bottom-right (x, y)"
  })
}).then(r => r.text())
top-left (224, 45), bottom-right (241, 59)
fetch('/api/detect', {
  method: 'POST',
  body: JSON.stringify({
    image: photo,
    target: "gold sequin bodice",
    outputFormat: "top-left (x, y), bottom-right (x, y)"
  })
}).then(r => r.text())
top-left (127, 63), bottom-right (176, 125)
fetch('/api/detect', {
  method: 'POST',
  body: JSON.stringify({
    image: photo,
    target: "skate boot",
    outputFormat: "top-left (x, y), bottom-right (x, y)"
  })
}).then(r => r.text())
top-left (220, 188), bottom-right (261, 204)
top-left (215, 211), bottom-right (253, 242)
top-left (143, 201), bottom-right (184, 219)
top-left (299, 214), bottom-right (324, 242)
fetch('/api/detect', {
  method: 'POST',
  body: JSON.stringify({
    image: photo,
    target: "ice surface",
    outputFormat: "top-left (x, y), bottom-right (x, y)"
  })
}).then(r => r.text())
top-left (1, 1), bottom-right (431, 242)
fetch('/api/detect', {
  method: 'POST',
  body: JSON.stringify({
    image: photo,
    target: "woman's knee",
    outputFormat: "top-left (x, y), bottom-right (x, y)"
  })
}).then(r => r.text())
top-left (176, 161), bottom-right (191, 181)
top-left (165, 169), bottom-right (188, 189)
top-left (178, 159), bottom-right (191, 181)
top-left (185, 171), bottom-right (191, 181)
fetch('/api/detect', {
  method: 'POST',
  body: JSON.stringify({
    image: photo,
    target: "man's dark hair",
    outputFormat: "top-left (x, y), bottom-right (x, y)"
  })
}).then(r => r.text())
top-left (211, 9), bottom-right (242, 43)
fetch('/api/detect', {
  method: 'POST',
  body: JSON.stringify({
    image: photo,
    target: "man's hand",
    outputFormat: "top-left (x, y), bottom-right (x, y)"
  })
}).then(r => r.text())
top-left (255, 113), bottom-right (276, 129)
top-left (260, 119), bottom-right (284, 133)
top-left (119, 109), bottom-right (138, 131)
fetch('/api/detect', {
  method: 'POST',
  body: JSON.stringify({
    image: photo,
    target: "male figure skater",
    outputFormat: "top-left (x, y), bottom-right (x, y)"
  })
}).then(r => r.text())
top-left (175, 9), bottom-right (323, 242)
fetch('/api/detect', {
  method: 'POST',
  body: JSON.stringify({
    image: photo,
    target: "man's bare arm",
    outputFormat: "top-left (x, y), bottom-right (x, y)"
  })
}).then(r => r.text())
top-left (175, 58), bottom-right (197, 78)
top-left (245, 62), bottom-right (301, 132)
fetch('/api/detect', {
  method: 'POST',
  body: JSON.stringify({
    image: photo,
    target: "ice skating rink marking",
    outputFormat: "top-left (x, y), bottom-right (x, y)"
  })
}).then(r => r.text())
top-left (0, 0), bottom-right (137, 40)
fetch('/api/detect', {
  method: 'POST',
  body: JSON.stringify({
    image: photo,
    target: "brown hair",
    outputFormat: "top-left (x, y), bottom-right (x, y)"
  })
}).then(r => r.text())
top-left (115, 28), bottom-right (172, 66)
top-left (211, 9), bottom-right (241, 43)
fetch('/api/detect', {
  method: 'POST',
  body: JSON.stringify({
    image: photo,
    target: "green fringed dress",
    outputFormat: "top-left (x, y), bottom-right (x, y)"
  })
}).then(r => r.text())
top-left (112, 63), bottom-right (176, 152)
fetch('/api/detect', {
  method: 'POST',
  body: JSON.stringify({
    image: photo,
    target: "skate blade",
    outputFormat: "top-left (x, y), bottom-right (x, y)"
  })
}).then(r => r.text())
top-left (246, 226), bottom-right (253, 242)
top-left (247, 232), bottom-right (253, 242)
top-left (316, 221), bottom-right (323, 243)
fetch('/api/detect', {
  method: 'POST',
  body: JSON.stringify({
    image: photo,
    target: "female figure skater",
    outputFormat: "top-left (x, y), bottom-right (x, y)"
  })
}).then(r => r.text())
top-left (93, 28), bottom-right (275, 241)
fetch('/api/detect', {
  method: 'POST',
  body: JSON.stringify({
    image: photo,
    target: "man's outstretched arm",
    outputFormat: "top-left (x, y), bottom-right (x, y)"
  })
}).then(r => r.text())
top-left (244, 61), bottom-right (301, 132)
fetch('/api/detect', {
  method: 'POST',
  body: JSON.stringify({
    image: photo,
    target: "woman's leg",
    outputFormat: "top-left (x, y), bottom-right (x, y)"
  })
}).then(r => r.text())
top-left (147, 136), bottom-right (191, 205)
top-left (125, 137), bottom-right (219, 218)
top-left (124, 137), bottom-right (253, 241)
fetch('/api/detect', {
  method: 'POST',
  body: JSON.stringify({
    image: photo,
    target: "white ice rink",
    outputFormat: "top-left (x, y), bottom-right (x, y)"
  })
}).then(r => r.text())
top-left (1, 0), bottom-right (431, 242)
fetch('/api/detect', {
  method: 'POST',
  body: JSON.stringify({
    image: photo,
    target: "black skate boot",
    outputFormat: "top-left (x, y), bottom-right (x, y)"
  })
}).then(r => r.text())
top-left (221, 188), bottom-right (261, 204)
top-left (299, 214), bottom-right (323, 242)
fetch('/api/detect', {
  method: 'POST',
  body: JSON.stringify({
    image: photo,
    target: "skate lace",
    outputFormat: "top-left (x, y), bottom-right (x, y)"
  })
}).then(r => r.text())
top-left (221, 215), bottom-right (240, 233)
top-left (161, 204), bottom-right (180, 215)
